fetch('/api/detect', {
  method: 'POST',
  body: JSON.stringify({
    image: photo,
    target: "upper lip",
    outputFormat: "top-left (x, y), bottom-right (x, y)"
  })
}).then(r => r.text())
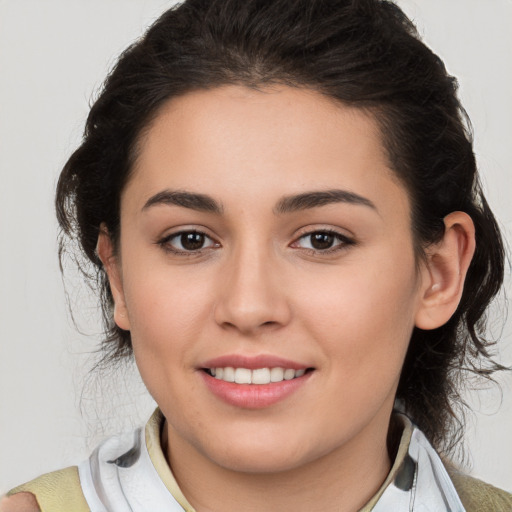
top-left (200, 354), bottom-right (311, 370)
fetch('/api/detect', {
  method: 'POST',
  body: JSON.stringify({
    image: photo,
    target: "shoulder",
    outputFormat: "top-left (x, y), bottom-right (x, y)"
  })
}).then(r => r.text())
top-left (446, 465), bottom-right (512, 512)
top-left (5, 466), bottom-right (89, 512)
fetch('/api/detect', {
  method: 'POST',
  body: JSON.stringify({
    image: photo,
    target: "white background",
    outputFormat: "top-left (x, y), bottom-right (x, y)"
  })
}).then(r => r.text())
top-left (1, 0), bottom-right (511, 495)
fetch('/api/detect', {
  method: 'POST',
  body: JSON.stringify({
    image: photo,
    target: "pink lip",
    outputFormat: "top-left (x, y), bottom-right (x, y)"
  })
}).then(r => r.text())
top-left (201, 354), bottom-right (309, 370)
top-left (200, 370), bottom-right (312, 409)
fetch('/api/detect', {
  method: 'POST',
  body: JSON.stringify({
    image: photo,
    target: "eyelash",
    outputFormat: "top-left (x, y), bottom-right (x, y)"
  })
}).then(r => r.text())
top-left (157, 229), bottom-right (355, 256)
top-left (291, 229), bottom-right (355, 255)
top-left (157, 230), bottom-right (219, 256)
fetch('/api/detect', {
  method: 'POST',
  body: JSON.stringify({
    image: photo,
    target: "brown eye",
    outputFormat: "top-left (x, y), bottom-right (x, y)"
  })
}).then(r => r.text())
top-left (310, 232), bottom-right (335, 250)
top-left (161, 230), bottom-right (218, 253)
top-left (181, 232), bottom-right (206, 250)
top-left (292, 230), bottom-right (354, 253)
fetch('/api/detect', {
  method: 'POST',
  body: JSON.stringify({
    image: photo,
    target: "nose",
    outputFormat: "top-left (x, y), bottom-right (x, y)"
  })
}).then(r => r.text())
top-left (213, 244), bottom-right (292, 335)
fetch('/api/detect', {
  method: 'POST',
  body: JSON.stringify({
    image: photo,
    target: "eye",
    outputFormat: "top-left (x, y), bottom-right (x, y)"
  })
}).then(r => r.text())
top-left (292, 230), bottom-right (354, 252)
top-left (159, 230), bottom-right (218, 253)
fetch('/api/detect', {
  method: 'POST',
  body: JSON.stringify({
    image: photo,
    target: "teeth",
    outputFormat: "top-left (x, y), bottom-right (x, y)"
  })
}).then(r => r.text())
top-left (252, 368), bottom-right (270, 384)
top-left (223, 367), bottom-right (235, 382)
top-left (210, 367), bottom-right (307, 384)
top-left (284, 369), bottom-right (295, 380)
top-left (234, 368), bottom-right (252, 384)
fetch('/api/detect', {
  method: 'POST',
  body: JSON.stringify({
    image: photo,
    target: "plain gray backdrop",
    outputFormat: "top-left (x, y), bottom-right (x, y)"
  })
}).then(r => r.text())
top-left (1, 0), bottom-right (511, 494)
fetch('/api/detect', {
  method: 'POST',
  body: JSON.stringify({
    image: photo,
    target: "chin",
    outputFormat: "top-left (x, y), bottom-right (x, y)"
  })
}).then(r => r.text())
top-left (215, 449), bottom-right (308, 474)
top-left (200, 433), bottom-right (319, 474)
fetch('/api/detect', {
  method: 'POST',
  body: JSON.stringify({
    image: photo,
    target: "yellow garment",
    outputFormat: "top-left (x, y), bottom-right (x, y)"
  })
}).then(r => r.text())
top-left (8, 409), bottom-right (512, 511)
top-left (7, 466), bottom-right (89, 512)
top-left (447, 467), bottom-right (512, 511)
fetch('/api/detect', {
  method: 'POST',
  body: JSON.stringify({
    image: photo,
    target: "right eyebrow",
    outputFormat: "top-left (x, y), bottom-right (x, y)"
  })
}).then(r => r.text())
top-left (142, 189), bottom-right (224, 214)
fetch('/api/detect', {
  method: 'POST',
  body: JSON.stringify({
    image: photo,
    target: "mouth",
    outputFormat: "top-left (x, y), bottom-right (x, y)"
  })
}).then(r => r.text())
top-left (198, 356), bottom-right (315, 409)
top-left (203, 366), bottom-right (312, 384)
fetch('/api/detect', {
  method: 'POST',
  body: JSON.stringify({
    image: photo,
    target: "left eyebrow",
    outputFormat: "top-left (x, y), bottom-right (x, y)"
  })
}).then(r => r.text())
top-left (274, 189), bottom-right (377, 214)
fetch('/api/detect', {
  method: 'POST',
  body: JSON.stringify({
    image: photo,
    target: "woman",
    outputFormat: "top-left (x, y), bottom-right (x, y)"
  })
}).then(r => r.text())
top-left (3, 0), bottom-right (511, 510)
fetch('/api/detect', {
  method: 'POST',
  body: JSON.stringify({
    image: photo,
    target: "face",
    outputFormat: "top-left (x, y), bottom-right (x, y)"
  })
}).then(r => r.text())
top-left (107, 85), bottom-right (429, 474)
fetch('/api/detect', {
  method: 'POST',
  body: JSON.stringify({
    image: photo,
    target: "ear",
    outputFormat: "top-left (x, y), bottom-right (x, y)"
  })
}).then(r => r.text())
top-left (96, 225), bottom-right (131, 331)
top-left (415, 212), bottom-right (476, 330)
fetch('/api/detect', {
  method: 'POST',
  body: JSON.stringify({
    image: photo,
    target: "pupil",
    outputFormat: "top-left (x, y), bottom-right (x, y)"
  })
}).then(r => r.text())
top-left (181, 232), bottom-right (204, 250)
top-left (311, 232), bottom-right (334, 250)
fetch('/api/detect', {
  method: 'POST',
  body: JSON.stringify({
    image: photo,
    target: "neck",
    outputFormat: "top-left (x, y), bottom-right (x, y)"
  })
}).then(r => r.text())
top-left (162, 415), bottom-right (396, 512)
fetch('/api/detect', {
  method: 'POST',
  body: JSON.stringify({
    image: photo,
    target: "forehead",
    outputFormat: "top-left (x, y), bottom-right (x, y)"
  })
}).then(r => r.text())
top-left (125, 85), bottom-right (408, 219)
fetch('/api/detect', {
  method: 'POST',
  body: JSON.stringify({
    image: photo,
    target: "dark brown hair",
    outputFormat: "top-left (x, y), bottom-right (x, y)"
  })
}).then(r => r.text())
top-left (56, 0), bottom-right (506, 452)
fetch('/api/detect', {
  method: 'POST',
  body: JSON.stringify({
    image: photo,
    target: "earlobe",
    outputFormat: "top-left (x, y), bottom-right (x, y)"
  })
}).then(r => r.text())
top-left (96, 226), bottom-right (131, 331)
top-left (415, 212), bottom-right (476, 330)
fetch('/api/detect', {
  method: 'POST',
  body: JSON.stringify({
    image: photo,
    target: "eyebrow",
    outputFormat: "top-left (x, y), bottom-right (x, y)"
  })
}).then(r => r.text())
top-left (142, 188), bottom-right (376, 215)
top-left (142, 190), bottom-right (223, 214)
top-left (274, 189), bottom-right (376, 214)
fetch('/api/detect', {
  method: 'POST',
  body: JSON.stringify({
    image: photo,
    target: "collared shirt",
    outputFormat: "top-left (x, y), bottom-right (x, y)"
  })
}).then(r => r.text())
top-left (13, 409), bottom-right (509, 511)
top-left (76, 409), bottom-right (465, 511)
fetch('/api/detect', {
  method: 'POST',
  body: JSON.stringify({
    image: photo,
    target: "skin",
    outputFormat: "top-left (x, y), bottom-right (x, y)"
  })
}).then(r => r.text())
top-left (0, 494), bottom-right (39, 512)
top-left (93, 85), bottom-right (474, 512)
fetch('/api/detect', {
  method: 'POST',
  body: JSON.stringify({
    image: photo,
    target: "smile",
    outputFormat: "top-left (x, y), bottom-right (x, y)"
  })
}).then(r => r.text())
top-left (206, 367), bottom-right (307, 384)
top-left (200, 365), bottom-right (314, 409)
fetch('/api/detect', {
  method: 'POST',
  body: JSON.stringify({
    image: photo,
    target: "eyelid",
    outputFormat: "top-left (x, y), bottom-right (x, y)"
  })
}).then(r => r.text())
top-left (157, 227), bottom-right (221, 255)
top-left (289, 227), bottom-right (356, 253)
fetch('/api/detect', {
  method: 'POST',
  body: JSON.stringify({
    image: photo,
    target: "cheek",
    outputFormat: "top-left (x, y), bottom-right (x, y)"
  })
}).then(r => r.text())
top-left (119, 261), bottom-right (217, 383)
top-left (123, 259), bottom-right (212, 330)
top-left (121, 269), bottom-right (213, 423)
top-left (298, 248), bottom-right (419, 378)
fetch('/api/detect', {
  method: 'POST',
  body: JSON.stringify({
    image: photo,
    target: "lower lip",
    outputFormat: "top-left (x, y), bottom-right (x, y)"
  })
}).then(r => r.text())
top-left (200, 371), bottom-right (312, 409)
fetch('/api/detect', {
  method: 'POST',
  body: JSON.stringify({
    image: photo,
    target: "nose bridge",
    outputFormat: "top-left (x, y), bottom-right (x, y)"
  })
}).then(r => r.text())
top-left (214, 234), bottom-right (289, 333)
